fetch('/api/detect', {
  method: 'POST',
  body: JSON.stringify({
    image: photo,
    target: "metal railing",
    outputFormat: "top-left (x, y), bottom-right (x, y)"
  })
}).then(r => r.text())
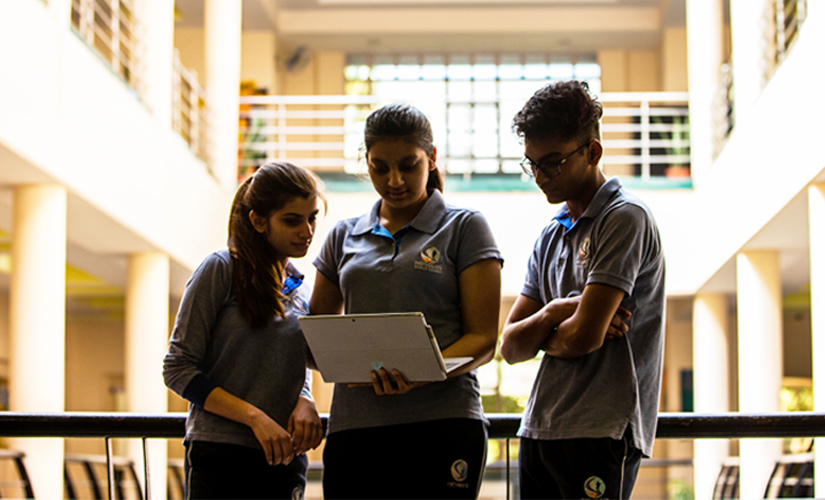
top-left (775, 0), bottom-right (807, 65)
top-left (70, 0), bottom-right (142, 97)
top-left (2, 412), bottom-right (825, 499)
top-left (172, 48), bottom-right (209, 166)
top-left (237, 93), bottom-right (691, 185)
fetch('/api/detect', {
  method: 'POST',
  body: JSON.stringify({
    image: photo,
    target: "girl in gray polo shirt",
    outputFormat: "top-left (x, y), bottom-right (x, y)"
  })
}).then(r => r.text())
top-left (311, 104), bottom-right (503, 499)
top-left (163, 162), bottom-right (325, 499)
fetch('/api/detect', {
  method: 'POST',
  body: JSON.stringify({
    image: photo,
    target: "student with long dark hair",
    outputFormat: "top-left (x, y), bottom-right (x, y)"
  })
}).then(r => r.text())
top-left (164, 162), bottom-right (325, 499)
top-left (311, 104), bottom-right (503, 499)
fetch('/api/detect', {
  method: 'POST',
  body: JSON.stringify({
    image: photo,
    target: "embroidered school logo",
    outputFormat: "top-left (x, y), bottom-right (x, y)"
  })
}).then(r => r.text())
top-left (578, 237), bottom-right (591, 261)
top-left (450, 459), bottom-right (469, 482)
top-left (420, 246), bottom-right (441, 264)
top-left (415, 246), bottom-right (444, 274)
top-left (583, 476), bottom-right (606, 498)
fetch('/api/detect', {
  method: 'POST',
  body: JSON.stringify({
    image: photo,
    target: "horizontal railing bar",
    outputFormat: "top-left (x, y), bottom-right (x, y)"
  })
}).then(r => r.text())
top-left (239, 92), bottom-right (690, 107)
top-left (1, 412), bottom-right (825, 439)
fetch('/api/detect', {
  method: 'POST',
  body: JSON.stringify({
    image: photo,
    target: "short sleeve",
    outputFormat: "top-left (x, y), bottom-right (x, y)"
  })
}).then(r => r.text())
top-left (312, 221), bottom-right (351, 287)
top-left (455, 211), bottom-right (503, 274)
top-left (520, 230), bottom-right (548, 303)
top-left (586, 204), bottom-right (655, 296)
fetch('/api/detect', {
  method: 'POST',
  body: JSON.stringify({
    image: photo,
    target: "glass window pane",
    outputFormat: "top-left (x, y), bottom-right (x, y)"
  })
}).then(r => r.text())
top-left (500, 132), bottom-right (524, 158)
top-left (473, 105), bottom-right (498, 132)
top-left (473, 81), bottom-right (497, 100)
top-left (371, 64), bottom-right (396, 81)
top-left (409, 81), bottom-right (446, 103)
top-left (448, 134), bottom-right (471, 158)
top-left (473, 132), bottom-right (499, 158)
top-left (524, 63), bottom-right (548, 80)
top-left (472, 158), bottom-right (500, 174)
top-left (448, 104), bottom-right (471, 132)
top-left (448, 64), bottom-right (472, 80)
top-left (501, 159), bottom-right (524, 174)
top-left (422, 64), bottom-right (446, 80)
top-left (575, 62), bottom-right (601, 79)
top-left (397, 65), bottom-right (420, 80)
top-left (499, 55), bottom-right (522, 80)
top-left (549, 63), bottom-right (574, 80)
top-left (473, 64), bottom-right (497, 80)
top-left (445, 158), bottom-right (471, 174)
top-left (447, 80), bottom-right (472, 100)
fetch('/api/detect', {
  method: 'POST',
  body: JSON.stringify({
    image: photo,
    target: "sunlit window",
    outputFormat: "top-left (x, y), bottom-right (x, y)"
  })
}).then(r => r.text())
top-left (344, 54), bottom-right (601, 177)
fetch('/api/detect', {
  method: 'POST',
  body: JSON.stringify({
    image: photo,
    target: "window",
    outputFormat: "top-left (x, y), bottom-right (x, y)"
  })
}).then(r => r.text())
top-left (344, 54), bottom-right (601, 178)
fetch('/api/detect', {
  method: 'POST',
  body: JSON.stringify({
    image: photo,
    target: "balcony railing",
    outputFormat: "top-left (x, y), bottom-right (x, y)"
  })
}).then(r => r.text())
top-left (238, 93), bottom-right (691, 190)
top-left (775, 0), bottom-right (807, 65)
top-left (1, 412), bottom-right (824, 499)
top-left (172, 49), bottom-right (209, 166)
top-left (70, 0), bottom-right (142, 96)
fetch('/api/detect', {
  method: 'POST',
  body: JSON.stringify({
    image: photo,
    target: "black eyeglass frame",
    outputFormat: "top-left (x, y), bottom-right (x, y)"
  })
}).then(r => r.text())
top-left (520, 141), bottom-right (592, 178)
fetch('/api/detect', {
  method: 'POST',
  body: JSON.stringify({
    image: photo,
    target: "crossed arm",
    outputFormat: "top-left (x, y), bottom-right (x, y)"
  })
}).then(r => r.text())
top-left (499, 283), bottom-right (630, 364)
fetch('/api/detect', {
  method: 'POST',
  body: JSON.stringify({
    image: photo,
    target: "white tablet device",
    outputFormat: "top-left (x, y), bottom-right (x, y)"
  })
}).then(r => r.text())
top-left (298, 312), bottom-right (473, 384)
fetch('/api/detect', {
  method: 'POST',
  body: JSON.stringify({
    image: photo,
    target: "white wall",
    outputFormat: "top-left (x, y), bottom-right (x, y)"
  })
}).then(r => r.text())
top-left (0, 2), bottom-right (231, 281)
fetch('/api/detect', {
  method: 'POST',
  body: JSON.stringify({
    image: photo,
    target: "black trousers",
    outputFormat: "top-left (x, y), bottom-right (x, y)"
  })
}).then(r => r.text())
top-left (519, 431), bottom-right (643, 499)
top-left (323, 418), bottom-right (487, 499)
top-left (184, 440), bottom-right (308, 499)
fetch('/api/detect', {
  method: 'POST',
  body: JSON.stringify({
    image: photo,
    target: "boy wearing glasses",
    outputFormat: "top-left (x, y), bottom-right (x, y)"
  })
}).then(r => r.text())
top-left (500, 80), bottom-right (665, 500)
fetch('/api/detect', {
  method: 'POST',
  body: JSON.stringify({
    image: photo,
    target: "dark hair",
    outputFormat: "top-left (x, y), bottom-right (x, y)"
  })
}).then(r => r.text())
top-left (512, 80), bottom-right (603, 144)
top-left (364, 103), bottom-right (444, 194)
top-left (228, 162), bottom-right (323, 328)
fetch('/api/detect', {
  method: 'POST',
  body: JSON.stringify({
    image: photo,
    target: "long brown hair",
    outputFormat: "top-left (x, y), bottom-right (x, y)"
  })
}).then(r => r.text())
top-left (228, 162), bottom-right (322, 328)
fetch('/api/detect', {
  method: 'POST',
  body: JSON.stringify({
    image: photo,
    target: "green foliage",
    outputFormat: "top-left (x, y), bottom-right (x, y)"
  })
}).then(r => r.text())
top-left (668, 479), bottom-right (695, 500)
top-left (780, 385), bottom-right (813, 412)
top-left (481, 394), bottom-right (525, 414)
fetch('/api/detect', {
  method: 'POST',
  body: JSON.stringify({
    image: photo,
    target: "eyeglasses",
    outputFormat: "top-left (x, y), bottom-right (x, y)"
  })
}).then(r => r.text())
top-left (520, 141), bottom-right (591, 178)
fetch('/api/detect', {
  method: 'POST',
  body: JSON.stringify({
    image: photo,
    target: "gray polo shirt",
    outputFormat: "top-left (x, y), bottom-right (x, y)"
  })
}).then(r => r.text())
top-left (518, 177), bottom-right (665, 457)
top-left (163, 250), bottom-right (311, 449)
top-left (314, 190), bottom-right (503, 434)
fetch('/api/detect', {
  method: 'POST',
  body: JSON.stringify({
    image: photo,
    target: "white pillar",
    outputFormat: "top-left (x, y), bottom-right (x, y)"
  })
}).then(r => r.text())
top-left (9, 185), bottom-right (68, 500)
top-left (205, 0), bottom-right (242, 191)
top-left (809, 184), bottom-right (825, 498)
top-left (736, 250), bottom-right (783, 500)
top-left (730, 0), bottom-right (765, 125)
top-left (143, 0), bottom-right (176, 128)
top-left (125, 253), bottom-right (170, 500)
top-left (686, 0), bottom-right (725, 185)
top-left (692, 293), bottom-right (731, 500)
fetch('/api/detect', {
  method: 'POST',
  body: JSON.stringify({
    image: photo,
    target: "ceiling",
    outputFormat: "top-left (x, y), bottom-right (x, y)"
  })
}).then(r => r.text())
top-left (175, 0), bottom-right (686, 54)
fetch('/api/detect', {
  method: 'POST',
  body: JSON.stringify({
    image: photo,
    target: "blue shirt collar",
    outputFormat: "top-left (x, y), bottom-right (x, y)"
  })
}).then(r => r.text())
top-left (281, 261), bottom-right (304, 295)
top-left (554, 176), bottom-right (623, 229)
top-left (352, 190), bottom-right (447, 236)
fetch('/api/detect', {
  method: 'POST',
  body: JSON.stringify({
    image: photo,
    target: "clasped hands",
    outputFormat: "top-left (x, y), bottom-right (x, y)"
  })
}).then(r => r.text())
top-left (250, 395), bottom-right (323, 467)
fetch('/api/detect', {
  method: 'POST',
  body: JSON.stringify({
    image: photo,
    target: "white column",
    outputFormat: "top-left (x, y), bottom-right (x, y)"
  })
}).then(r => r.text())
top-left (686, 0), bottom-right (725, 186)
top-left (730, 0), bottom-right (765, 125)
top-left (205, 0), bottom-right (242, 191)
top-left (125, 253), bottom-right (170, 500)
top-left (9, 185), bottom-right (67, 500)
top-left (143, 0), bottom-right (176, 128)
top-left (809, 184), bottom-right (825, 498)
top-left (736, 250), bottom-right (783, 500)
top-left (692, 293), bottom-right (731, 500)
